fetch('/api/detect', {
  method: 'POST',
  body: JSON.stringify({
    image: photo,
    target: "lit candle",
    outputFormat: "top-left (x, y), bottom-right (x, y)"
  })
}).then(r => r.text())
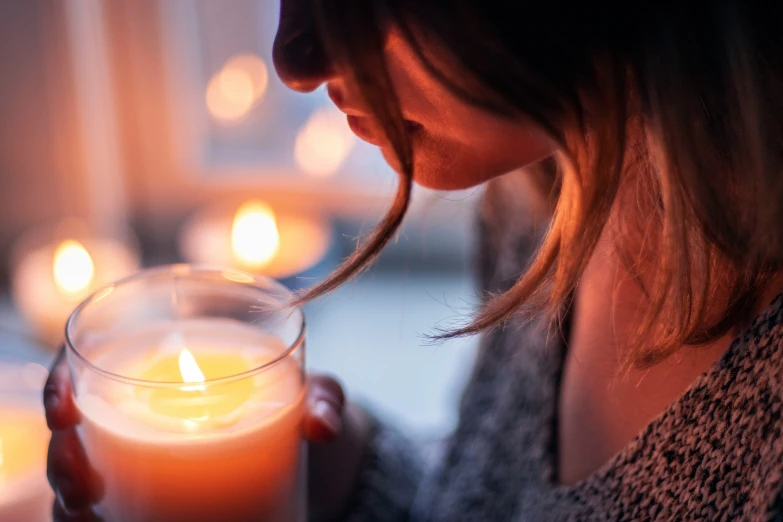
top-left (74, 320), bottom-right (305, 522)
top-left (231, 201), bottom-right (281, 269)
top-left (180, 200), bottom-right (331, 281)
top-left (66, 267), bottom-right (307, 522)
top-left (11, 229), bottom-right (139, 347)
top-left (0, 363), bottom-right (53, 522)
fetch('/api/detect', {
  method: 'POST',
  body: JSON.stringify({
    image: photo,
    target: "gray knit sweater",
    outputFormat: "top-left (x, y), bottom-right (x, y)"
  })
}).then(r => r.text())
top-left (340, 178), bottom-right (783, 522)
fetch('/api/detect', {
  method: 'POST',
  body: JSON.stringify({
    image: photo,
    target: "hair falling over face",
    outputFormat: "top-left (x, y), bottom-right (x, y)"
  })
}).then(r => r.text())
top-left (290, 0), bottom-right (415, 306)
top-left (292, 0), bottom-right (783, 368)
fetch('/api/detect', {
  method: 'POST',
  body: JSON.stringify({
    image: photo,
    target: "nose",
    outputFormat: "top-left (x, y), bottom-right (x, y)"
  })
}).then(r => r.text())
top-left (273, 0), bottom-right (334, 93)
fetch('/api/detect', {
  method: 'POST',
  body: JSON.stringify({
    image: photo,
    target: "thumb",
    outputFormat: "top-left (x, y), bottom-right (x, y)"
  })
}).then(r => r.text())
top-left (304, 374), bottom-right (345, 443)
top-left (44, 347), bottom-right (79, 431)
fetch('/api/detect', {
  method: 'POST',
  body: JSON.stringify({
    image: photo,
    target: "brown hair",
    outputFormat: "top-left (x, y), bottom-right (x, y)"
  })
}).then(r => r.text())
top-left (296, 1), bottom-right (783, 367)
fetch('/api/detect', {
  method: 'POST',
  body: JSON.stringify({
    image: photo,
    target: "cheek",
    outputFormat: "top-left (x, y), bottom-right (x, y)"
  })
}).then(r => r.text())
top-left (381, 35), bottom-right (555, 189)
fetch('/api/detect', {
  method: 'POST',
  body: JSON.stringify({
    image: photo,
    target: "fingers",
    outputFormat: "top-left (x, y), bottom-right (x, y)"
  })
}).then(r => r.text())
top-left (307, 402), bottom-right (373, 522)
top-left (46, 348), bottom-right (101, 519)
top-left (48, 429), bottom-right (104, 515)
top-left (44, 348), bottom-right (79, 430)
top-left (304, 374), bottom-right (346, 443)
top-left (52, 501), bottom-right (102, 522)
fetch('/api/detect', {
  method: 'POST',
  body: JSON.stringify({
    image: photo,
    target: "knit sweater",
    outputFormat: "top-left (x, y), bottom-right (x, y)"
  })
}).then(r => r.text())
top-left (340, 177), bottom-right (783, 522)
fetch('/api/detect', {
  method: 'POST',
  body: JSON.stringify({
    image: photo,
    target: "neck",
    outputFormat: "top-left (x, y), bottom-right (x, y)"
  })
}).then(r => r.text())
top-left (571, 234), bottom-right (737, 376)
top-left (558, 235), bottom-right (735, 485)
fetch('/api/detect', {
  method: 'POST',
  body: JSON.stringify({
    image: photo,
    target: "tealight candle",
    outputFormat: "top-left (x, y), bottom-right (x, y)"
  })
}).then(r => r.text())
top-left (0, 362), bottom-right (53, 522)
top-left (66, 266), bottom-right (306, 522)
top-left (180, 200), bottom-right (331, 281)
top-left (11, 225), bottom-right (140, 347)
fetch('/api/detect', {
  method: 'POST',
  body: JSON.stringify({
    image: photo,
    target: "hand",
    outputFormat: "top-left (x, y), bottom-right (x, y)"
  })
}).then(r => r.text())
top-left (44, 348), bottom-right (369, 522)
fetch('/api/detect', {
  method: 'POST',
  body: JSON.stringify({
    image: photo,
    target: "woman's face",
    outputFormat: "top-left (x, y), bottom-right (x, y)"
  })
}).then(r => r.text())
top-left (274, 4), bottom-right (555, 190)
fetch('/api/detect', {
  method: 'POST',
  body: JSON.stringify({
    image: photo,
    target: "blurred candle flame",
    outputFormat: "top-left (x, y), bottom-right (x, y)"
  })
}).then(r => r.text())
top-left (179, 348), bottom-right (206, 392)
top-left (53, 240), bottom-right (95, 296)
top-left (295, 107), bottom-right (355, 177)
top-left (231, 201), bottom-right (280, 268)
top-left (206, 54), bottom-right (268, 122)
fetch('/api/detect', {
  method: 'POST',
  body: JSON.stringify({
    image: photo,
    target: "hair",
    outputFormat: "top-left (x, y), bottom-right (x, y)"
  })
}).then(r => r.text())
top-left (295, 1), bottom-right (783, 368)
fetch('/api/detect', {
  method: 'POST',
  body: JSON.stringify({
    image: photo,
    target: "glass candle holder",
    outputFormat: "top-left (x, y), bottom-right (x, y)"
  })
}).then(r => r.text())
top-left (65, 265), bottom-right (306, 522)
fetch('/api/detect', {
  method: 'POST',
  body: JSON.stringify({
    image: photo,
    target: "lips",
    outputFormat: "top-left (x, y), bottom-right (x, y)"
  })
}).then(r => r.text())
top-left (346, 115), bottom-right (384, 146)
top-left (331, 86), bottom-right (422, 145)
top-left (346, 115), bottom-right (423, 146)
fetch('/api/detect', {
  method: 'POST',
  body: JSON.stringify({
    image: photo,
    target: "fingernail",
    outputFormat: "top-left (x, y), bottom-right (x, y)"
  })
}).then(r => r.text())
top-left (312, 399), bottom-right (342, 434)
top-left (56, 485), bottom-right (78, 516)
top-left (44, 390), bottom-right (60, 413)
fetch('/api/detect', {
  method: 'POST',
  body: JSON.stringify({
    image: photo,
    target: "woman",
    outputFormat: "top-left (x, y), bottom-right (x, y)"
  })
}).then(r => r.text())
top-left (46, 1), bottom-right (783, 520)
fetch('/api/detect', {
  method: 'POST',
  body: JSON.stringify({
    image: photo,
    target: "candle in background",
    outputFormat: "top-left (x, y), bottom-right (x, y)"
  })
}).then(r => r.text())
top-left (231, 201), bottom-right (280, 270)
top-left (180, 200), bottom-right (331, 281)
top-left (0, 362), bottom-right (53, 522)
top-left (10, 224), bottom-right (140, 348)
top-left (66, 266), bottom-right (307, 522)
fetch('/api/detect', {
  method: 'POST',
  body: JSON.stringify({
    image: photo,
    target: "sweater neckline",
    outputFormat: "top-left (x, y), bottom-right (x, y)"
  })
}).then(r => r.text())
top-left (544, 292), bottom-right (783, 493)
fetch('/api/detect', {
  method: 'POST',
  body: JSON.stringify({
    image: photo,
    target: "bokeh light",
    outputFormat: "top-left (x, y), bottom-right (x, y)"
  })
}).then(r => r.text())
top-left (230, 200), bottom-right (280, 267)
top-left (294, 107), bottom-right (355, 177)
top-left (206, 54), bottom-right (268, 123)
top-left (52, 239), bottom-right (95, 295)
top-left (224, 54), bottom-right (268, 100)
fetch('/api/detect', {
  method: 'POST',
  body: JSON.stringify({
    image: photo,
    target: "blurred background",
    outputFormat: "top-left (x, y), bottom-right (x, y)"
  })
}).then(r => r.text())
top-left (0, 0), bottom-right (482, 450)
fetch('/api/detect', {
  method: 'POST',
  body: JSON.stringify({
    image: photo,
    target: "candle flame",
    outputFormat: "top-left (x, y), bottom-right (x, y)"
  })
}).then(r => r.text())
top-left (0, 438), bottom-right (4, 468)
top-left (178, 348), bottom-right (206, 391)
top-left (231, 201), bottom-right (280, 268)
top-left (53, 239), bottom-right (95, 295)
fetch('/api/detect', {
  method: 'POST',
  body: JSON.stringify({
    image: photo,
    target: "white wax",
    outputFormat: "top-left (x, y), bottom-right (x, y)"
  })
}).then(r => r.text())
top-left (74, 318), bottom-right (305, 522)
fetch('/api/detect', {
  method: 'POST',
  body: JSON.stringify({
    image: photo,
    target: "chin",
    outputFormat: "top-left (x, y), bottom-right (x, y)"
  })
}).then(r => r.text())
top-left (380, 147), bottom-right (497, 191)
top-left (412, 170), bottom-right (483, 191)
top-left (414, 153), bottom-right (511, 190)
